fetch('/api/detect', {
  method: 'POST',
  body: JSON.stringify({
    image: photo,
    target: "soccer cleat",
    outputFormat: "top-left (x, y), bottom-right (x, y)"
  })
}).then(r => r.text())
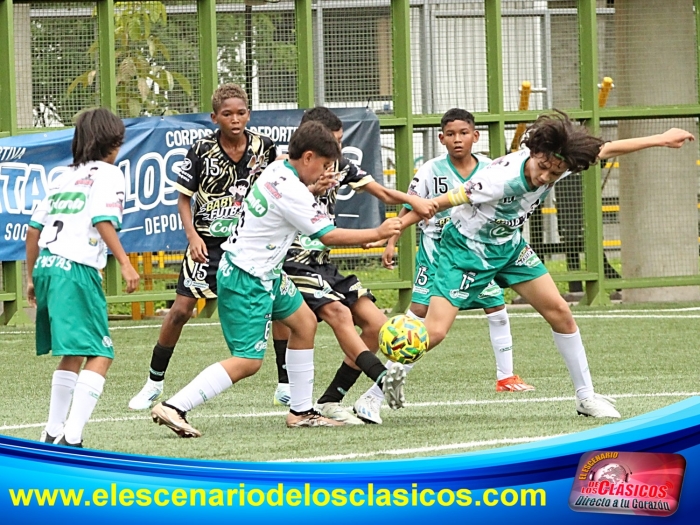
top-left (39, 430), bottom-right (58, 443)
top-left (286, 410), bottom-right (344, 428)
top-left (314, 402), bottom-right (365, 425)
top-left (53, 435), bottom-right (83, 448)
top-left (382, 364), bottom-right (407, 410)
top-left (496, 375), bottom-right (536, 392)
top-left (353, 393), bottom-right (383, 425)
top-left (128, 379), bottom-right (164, 410)
top-left (576, 394), bottom-right (621, 418)
top-left (151, 402), bottom-right (202, 438)
top-left (273, 383), bottom-right (291, 407)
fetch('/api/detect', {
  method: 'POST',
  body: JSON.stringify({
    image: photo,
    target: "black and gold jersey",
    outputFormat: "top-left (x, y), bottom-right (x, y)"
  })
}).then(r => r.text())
top-left (175, 129), bottom-right (277, 238)
top-left (285, 157), bottom-right (374, 265)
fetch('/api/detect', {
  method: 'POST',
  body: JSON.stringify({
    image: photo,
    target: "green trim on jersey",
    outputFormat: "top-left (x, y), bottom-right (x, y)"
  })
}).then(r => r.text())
top-left (92, 215), bottom-right (121, 230)
top-left (29, 220), bottom-right (44, 231)
top-left (310, 224), bottom-right (335, 240)
top-left (519, 158), bottom-right (535, 191)
top-left (447, 154), bottom-right (482, 182)
top-left (283, 160), bottom-right (300, 178)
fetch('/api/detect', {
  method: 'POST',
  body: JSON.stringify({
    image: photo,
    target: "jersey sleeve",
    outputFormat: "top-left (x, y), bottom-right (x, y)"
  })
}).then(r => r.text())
top-left (263, 137), bottom-right (279, 166)
top-left (29, 197), bottom-right (50, 230)
top-left (90, 168), bottom-right (125, 230)
top-left (338, 159), bottom-right (374, 192)
top-left (461, 170), bottom-right (505, 205)
top-left (274, 182), bottom-right (335, 239)
top-left (403, 163), bottom-right (431, 210)
top-left (174, 146), bottom-right (201, 197)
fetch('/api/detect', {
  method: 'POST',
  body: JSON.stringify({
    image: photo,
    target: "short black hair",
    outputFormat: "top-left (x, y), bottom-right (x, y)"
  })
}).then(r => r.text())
top-left (288, 121), bottom-right (341, 161)
top-left (441, 108), bottom-right (475, 129)
top-left (71, 108), bottom-right (125, 167)
top-left (523, 110), bottom-right (605, 173)
top-left (300, 106), bottom-right (343, 132)
top-left (212, 83), bottom-right (249, 113)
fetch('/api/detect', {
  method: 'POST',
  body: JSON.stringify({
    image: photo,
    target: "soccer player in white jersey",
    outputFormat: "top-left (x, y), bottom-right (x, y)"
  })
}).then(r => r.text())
top-left (401, 111), bottom-right (694, 418)
top-left (26, 108), bottom-right (140, 447)
top-left (150, 121), bottom-right (404, 436)
top-left (354, 109), bottom-right (534, 423)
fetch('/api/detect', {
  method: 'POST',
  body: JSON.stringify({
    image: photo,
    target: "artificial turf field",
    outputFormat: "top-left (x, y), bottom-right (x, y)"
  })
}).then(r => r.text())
top-left (1, 302), bottom-right (698, 462)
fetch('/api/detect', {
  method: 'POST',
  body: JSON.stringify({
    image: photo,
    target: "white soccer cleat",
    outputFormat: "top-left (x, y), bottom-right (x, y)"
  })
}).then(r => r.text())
top-left (353, 393), bottom-right (384, 424)
top-left (382, 364), bottom-right (407, 410)
top-left (314, 402), bottom-right (365, 425)
top-left (273, 383), bottom-right (291, 407)
top-left (128, 379), bottom-right (164, 410)
top-left (576, 393), bottom-right (621, 418)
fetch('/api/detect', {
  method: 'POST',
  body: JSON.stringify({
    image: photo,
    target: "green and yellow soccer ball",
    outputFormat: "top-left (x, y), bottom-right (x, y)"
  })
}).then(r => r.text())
top-left (378, 315), bottom-right (429, 364)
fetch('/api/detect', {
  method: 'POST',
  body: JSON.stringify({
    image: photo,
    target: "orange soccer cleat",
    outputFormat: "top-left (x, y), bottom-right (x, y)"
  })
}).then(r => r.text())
top-left (496, 375), bottom-right (536, 392)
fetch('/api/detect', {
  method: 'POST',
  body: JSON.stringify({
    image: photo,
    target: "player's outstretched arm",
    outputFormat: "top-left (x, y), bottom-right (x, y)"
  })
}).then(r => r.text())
top-left (178, 193), bottom-right (208, 264)
top-left (95, 221), bottom-right (140, 293)
top-left (598, 128), bottom-right (695, 160)
top-left (364, 181), bottom-right (438, 220)
top-left (319, 217), bottom-right (402, 247)
top-left (25, 226), bottom-right (41, 307)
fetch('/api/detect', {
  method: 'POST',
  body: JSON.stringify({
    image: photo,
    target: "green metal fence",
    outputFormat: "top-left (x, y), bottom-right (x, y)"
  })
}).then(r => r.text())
top-left (2, 0), bottom-right (700, 325)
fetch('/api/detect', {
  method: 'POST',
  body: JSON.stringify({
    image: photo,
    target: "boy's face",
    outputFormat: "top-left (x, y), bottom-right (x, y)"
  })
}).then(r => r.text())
top-left (296, 151), bottom-right (335, 186)
top-left (211, 97), bottom-right (250, 140)
top-left (525, 152), bottom-right (569, 187)
top-left (439, 120), bottom-right (479, 160)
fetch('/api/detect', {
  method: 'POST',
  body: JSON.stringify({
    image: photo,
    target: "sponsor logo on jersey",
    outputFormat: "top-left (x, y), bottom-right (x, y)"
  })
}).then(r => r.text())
top-left (102, 336), bottom-right (114, 348)
top-left (245, 184), bottom-right (268, 217)
top-left (413, 286), bottom-right (430, 295)
top-left (264, 182), bottom-right (282, 199)
top-left (449, 290), bottom-right (470, 300)
top-left (464, 180), bottom-right (483, 196)
top-left (490, 225), bottom-right (512, 237)
top-left (48, 192), bottom-right (87, 214)
top-left (208, 217), bottom-right (238, 237)
top-left (88, 238), bottom-right (99, 246)
top-left (298, 235), bottom-right (326, 251)
top-left (254, 340), bottom-right (267, 352)
top-left (515, 245), bottom-right (541, 268)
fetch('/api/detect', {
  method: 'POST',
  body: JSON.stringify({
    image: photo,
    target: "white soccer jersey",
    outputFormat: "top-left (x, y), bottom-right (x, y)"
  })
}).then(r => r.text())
top-left (450, 148), bottom-right (567, 245)
top-left (223, 160), bottom-right (336, 280)
top-left (407, 153), bottom-right (491, 240)
top-left (30, 161), bottom-right (125, 269)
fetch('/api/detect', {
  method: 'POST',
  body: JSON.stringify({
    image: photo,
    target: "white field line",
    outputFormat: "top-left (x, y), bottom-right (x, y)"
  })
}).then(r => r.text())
top-left (2, 392), bottom-right (698, 432)
top-left (272, 435), bottom-right (564, 463)
top-left (3, 307), bottom-right (700, 337)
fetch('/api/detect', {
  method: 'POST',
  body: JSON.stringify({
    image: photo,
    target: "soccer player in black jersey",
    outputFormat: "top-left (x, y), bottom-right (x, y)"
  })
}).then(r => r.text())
top-left (129, 84), bottom-right (278, 410)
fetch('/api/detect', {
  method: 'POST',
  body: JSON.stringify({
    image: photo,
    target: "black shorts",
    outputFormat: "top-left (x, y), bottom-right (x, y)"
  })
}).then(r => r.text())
top-left (176, 237), bottom-right (226, 299)
top-left (283, 259), bottom-right (375, 318)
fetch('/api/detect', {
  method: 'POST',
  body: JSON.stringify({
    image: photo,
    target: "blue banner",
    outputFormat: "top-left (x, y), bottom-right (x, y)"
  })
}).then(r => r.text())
top-left (0, 108), bottom-right (384, 261)
top-left (1, 398), bottom-right (699, 523)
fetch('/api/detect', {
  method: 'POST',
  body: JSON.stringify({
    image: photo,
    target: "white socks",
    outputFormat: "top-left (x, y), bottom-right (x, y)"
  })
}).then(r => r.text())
top-left (63, 370), bottom-right (105, 444)
top-left (486, 309), bottom-right (514, 380)
top-left (45, 370), bottom-right (78, 437)
top-left (167, 362), bottom-right (233, 413)
top-left (552, 329), bottom-right (594, 400)
top-left (286, 349), bottom-right (314, 413)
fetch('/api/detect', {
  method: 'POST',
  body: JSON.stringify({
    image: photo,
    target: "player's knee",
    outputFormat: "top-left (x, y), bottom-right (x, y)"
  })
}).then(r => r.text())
top-left (320, 301), bottom-right (353, 328)
top-left (410, 303), bottom-right (429, 319)
top-left (427, 325), bottom-right (448, 348)
top-left (290, 307), bottom-right (318, 338)
top-left (167, 302), bottom-right (194, 326)
top-left (546, 302), bottom-right (576, 332)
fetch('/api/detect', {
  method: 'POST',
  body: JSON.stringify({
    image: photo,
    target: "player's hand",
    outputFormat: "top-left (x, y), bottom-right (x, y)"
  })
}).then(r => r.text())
top-left (27, 282), bottom-right (36, 307)
top-left (409, 196), bottom-right (439, 220)
top-left (381, 240), bottom-right (397, 269)
top-left (122, 264), bottom-right (140, 294)
top-left (188, 235), bottom-right (208, 264)
top-left (309, 170), bottom-right (339, 196)
top-left (659, 128), bottom-right (695, 148)
top-left (362, 238), bottom-right (388, 249)
top-left (375, 218), bottom-right (402, 241)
